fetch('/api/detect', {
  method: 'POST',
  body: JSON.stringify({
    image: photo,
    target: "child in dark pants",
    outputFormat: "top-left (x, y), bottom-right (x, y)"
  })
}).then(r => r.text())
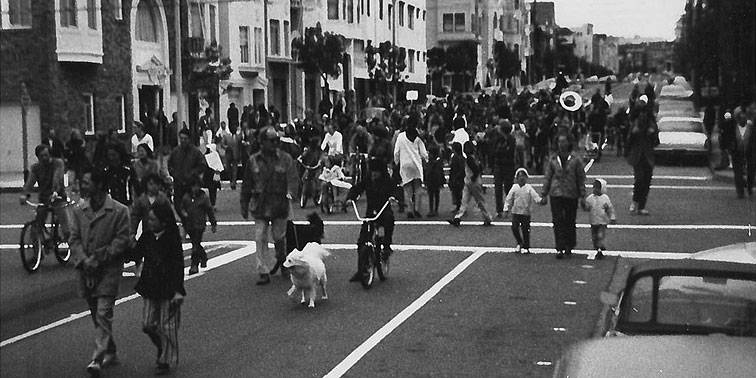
top-left (424, 146), bottom-right (446, 217)
top-left (583, 178), bottom-right (616, 259)
top-left (503, 168), bottom-right (543, 254)
top-left (448, 142), bottom-right (466, 213)
top-left (181, 178), bottom-right (217, 274)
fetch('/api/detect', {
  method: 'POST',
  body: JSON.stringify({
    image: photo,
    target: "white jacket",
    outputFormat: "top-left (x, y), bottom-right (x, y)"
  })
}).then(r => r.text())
top-left (585, 179), bottom-right (616, 225)
top-left (504, 183), bottom-right (542, 216)
top-left (393, 132), bottom-right (428, 185)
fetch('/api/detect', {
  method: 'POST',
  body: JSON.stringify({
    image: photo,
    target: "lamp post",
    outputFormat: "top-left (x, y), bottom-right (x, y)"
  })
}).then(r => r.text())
top-left (20, 82), bottom-right (31, 182)
top-left (174, 0), bottom-right (184, 142)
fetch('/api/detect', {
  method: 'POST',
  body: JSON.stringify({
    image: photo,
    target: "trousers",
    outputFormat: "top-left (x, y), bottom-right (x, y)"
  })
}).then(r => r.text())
top-left (86, 296), bottom-right (116, 363)
top-left (550, 196), bottom-right (578, 252)
top-left (254, 218), bottom-right (287, 274)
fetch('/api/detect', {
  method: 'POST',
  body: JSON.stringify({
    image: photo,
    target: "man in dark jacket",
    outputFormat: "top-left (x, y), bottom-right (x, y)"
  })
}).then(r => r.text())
top-left (71, 168), bottom-right (130, 375)
top-left (240, 127), bottom-right (299, 285)
top-left (721, 107), bottom-right (756, 198)
top-left (227, 103), bottom-right (240, 133)
top-left (168, 129), bottom-right (207, 223)
top-left (492, 120), bottom-right (516, 217)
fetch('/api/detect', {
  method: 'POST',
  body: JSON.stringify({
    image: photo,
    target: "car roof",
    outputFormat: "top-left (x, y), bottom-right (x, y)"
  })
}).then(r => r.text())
top-left (558, 336), bottom-right (756, 377)
top-left (658, 116), bottom-right (702, 123)
top-left (691, 242), bottom-right (756, 264)
top-left (629, 258), bottom-right (756, 277)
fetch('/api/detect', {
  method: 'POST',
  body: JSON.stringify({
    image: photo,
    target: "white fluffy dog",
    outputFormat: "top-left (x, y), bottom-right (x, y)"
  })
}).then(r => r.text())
top-left (282, 242), bottom-right (330, 308)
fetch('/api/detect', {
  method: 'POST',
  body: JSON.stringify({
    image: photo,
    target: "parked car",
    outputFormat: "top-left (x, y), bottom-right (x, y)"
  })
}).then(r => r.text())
top-left (691, 242), bottom-right (756, 265)
top-left (599, 259), bottom-right (756, 337)
top-left (657, 98), bottom-right (698, 118)
top-left (655, 116), bottom-right (708, 162)
top-left (553, 335), bottom-right (756, 378)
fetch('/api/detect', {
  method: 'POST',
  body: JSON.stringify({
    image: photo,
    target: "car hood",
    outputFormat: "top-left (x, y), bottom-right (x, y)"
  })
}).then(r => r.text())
top-left (657, 132), bottom-right (707, 150)
top-left (691, 242), bottom-right (756, 264)
top-left (555, 336), bottom-right (756, 378)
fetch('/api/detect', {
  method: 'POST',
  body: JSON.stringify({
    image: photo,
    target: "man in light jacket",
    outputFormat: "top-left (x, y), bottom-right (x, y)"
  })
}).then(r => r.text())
top-left (70, 168), bottom-right (131, 376)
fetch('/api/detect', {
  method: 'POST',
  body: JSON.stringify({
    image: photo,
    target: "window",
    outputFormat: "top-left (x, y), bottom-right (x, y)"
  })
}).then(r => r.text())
top-left (327, 0), bottom-right (338, 19)
top-left (422, 10), bottom-right (425, 21)
top-left (442, 13), bottom-right (452, 32)
top-left (407, 5), bottom-right (413, 29)
top-left (136, 0), bottom-right (157, 42)
top-left (379, 0), bottom-right (382, 19)
top-left (190, 2), bottom-right (203, 38)
top-left (283, 20), bottom-right (290, 56)
top-left (408, 49), bottom-right (414, 72)
top-left (209, 5), bottom-right (216, 42)
top-left (387, 4), bottom-right (391, 29)
top-left (366, 0), bottom-right (370, 17)
top-left (87, 0), bottom-right (97, 29)
top-left (454, 13), bottom-right (465, 32)
top-left (356, 0), bottom-right (360, 23)
top-left (625, 276), bottom-right (653, 323)
top-left (254, 27), bottom-right (263, 63)
top-left (116, 95), bottom-right (126, 134)
top-left (60, 0), bottom-right (77, 27)
top-left (239, 26), bottom-right (250, 63)
top-left (113, 0), bottom-right (122, 20)
top-left (347, 0), bottom-right (353, 23)
top-left (354, 39), bottom-right (365, 67)
top-left (270, 19), bottom-right (280, 55)
top-left (8, 0), bottom-right (32, 27)
top-left (398, 2), bottom-right (403, 26)
top-left (514, 0), bottom-right (519, 10)
top-left (83, 93), bottom-right (95, 135)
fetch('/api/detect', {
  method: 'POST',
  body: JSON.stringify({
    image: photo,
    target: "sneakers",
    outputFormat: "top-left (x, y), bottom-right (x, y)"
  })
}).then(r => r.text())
top-left (595, 250), bottom-right (605, 260)
top-left (200, 257), bottom-right (208, 268)
top-left (188, 264), bottom-right (199, 275)
top-left (629, 202), bottom-right (638, 214)
top-left (256, 273), bottom-right (271, 285)
top-left (522, 248), bottom-right (531, 254)
top-left (155, 363), bottom-right (170, 375)
top-left (102, 353), bottom-right (120, 368)
top-left (515, 244), bottom-right (522, 254)
top-left (496, 212), bottom-right (504, 219)
top-left (447, 218), bottom-right (461, 227)
top-left (638, 209), bottom-right (650, 216)
top-left (482, 219), bottom-right (492, 227)
top-left (86, 360), bottom-right (101, 377)
top-left (555, 250), bottom-right (564, 259)
top-left (565, 249), bottom-right (572, 257)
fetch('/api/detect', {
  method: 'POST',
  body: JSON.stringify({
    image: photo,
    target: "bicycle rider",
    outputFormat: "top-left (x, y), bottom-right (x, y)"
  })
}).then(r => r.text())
top-left (346, 160), bottom-right (397, 282)
top-left (20, 144), bottom-right (70, 238)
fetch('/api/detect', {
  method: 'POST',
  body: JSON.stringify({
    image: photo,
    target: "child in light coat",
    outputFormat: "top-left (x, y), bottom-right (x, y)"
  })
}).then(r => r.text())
top-left (583, 178), bottom-right (616, 259)
top-left (503, 168), bottom-right (543, 253)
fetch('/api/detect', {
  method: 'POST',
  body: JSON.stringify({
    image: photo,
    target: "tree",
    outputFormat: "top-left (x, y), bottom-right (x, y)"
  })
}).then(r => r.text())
top-left (292, 23), bottom-right (346, 97)
top-left (426, 47), bottom-right (446, 79)
top-left (493, 41), bottom-right (521, 82)
top-left (365, 40), bottom-right (407, 96)
top-left (445, 41), bottom-right (477, 75)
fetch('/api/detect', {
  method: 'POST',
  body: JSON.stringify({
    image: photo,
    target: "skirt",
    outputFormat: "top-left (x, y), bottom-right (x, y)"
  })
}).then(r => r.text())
top-left (142, 298), bottom-right (181, 366)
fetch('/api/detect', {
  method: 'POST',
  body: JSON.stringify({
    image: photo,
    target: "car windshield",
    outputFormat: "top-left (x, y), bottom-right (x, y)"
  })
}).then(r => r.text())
top-left (625, 274), bottom-right (756, 336)
top-left (658, 119), bottom-right (704, 133)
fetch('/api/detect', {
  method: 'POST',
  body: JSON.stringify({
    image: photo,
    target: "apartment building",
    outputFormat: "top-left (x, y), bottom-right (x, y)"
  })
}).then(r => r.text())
top-left (297, 0), bottom-right (427, 114)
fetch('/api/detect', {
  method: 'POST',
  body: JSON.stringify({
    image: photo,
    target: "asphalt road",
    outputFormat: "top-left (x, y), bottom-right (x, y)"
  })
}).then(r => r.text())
top-left (1, 153), bottom-right (754, 377)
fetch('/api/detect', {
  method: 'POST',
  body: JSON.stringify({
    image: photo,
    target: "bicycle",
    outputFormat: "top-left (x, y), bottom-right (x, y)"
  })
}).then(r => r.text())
top-left (347, 152), bottom-right (370, 186)
top-left (349, 197), bottom-right (396, 289)
top-left (298, 158), bottom-right (322, 209)
top-left (19, 196), bottom-right (73, 273)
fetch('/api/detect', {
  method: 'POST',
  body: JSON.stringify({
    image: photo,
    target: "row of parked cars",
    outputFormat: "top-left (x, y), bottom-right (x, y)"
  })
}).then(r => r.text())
top-left (553, 242), bottom-right (756, 377)
top-left (654, 77), bottom-right (710, 164)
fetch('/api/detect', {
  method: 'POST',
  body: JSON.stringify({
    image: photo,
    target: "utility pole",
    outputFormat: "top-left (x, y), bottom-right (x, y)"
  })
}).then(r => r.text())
top-left (392, 0), bottom-right (397, 103)
top-left (20, 82), bottom-right (31, 182)
top-left (174, 0), bottom-right (184, 142)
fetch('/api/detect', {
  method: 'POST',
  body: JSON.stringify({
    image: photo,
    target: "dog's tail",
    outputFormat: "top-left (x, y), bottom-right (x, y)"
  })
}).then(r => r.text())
top-left (302, 242), bottom-right (330, 260)
top-left (307, 212), bottom-right (325, 239)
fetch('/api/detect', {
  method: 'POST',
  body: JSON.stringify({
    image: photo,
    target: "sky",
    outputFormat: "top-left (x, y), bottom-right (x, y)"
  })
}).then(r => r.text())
top-left (548, 0), bottom-right (688, 41)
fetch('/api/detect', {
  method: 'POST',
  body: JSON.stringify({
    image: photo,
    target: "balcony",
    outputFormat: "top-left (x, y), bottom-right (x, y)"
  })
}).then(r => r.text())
top-left (55, 1), bottom-right (103, 64)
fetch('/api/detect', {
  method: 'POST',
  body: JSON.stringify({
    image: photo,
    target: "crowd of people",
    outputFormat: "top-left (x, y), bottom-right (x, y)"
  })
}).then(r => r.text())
top-left (18, 73), bottom-right (755, 376)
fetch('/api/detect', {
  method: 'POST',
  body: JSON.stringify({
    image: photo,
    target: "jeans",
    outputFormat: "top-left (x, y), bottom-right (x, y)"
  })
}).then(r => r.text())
top-left (731, 149), bottom-right (755, 197)
top-left (591, 224), bottom-right (607, 250)
top-left (632, 159), bottom-right (654, 209)
top-left (455, 180), bottom-right (491, 221)
top-left (493, 165), bottom-right (514, 213)
top-left (187, 228), bottom-right (206, 266)
top-left (87, 296), bottom-right (117, 363)
top-left (254, 218), bottom-right (287, 274)
top-left (550, 196), bottom-right (578, 251)
top-left (511, 214), bottom-right (531, 249)
top-left (427, 187), bottom-right (440, 214)
top-left (403, 179), bottom-right (425, 214)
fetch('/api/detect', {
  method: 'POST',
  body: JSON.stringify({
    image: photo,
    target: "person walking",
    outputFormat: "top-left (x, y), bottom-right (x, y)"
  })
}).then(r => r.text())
top-left (218, 121), bottom-right (241, 189)
top-left (503, 168), bottom-right (543, 254)
top-left (70, 169), bottom-right (131, 376)
top-left (103, 144), bottom-right (133, 206)
top-left (449, 141), bottom-right (493, 227)
top-left (626, 97), bottom-right (659, 215)
top-left (394, 125), bottom-right (429, 219)
top-left (227, 102), bottom-right (240, 133)
top-left (202, 143), bottom-right (224, 208)
top-left (130, 121), bottom-right (155, 157)
top-left (181, 177), bottom-right (217, 275)
top-left (721, 107), bottom-right (756, 198)
top-left (168, 129), bottom-right (207, 227)
top-left (134, 203), bottom-right (185, 375)
top-left (240, 127), bottom-right (299, 285)
top-left (541, 133), bottom-right (586, 259)
top-left (448, 142), bottom-right (466, 213)
top-left (492, 120), bottom-right (516, 218)
top-left (424, 145), bottom-right (446, 217)
top-left (132, 144), bottom-right (160, 197)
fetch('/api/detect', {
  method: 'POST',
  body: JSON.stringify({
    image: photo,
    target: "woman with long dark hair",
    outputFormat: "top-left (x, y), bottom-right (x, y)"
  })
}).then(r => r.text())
top-left (134, 203), bottom-right (185, 375)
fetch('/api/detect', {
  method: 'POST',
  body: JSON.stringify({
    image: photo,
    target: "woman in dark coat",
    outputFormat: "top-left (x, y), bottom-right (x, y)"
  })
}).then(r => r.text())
top-left (626, 99), bottom-right (659, 215)
top-left (134, 203), bottom-right (185, 375)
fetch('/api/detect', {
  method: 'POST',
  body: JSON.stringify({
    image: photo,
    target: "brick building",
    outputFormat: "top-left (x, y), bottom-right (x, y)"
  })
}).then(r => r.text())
top-left (1, 0), bottom-right (133, 176)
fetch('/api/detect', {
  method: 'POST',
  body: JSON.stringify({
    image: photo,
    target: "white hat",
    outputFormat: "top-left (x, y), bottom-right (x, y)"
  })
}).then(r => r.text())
top-left (514, 167), bottom-right (529, 178)
top-left (638, 95), bottom-right (648, 104)
top-left (724, 112), bottom-right (732, 120)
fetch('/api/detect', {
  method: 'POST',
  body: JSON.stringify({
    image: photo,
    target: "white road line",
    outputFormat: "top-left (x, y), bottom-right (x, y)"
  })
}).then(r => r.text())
top-left (323, 250), bottom-right (487, 378)
top-left (0, 243), bottom-right (257, 348)
top-left (1, 221), bottom-right (749, 231)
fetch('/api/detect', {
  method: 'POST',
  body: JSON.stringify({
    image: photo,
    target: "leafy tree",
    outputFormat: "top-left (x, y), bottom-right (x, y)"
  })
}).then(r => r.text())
top-left (292, 23), bottom-right (346, 96)
top-left (445, 41), bottom-right (477, 75)
top-left (426, 47), bottom-right (446, 79)
top-left (365, 40), bottom-right (407, 95)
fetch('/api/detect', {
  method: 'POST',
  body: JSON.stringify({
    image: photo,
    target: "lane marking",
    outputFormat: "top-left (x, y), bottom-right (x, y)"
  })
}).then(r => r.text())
top-left (563, 301), bottom-right (577, 306)
top-left (553, 328), bottom-right (568, 332)
top-left (573, 280), bottom-right (588, 285)
top-left (536, 361), bottom-right (553, 366)
top-left (323, 250), bottom-right (487, 378)
top-left (4, 221), bottom-right (748, 231)
top-left (0, 243), bottom-right (258, 348)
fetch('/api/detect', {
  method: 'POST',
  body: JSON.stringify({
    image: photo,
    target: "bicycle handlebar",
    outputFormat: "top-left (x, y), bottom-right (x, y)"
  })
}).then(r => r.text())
top-left (349, 197), bottom-right (396, 222)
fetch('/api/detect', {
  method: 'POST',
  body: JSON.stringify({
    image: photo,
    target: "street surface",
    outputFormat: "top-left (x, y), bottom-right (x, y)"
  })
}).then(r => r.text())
top-left (1, 153), bottom-right (754, 377)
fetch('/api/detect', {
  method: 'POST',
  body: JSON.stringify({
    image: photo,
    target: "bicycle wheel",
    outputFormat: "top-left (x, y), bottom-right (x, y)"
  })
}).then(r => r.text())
top-left (53, 222), bottom-right (71, 264)
top-left (377, 246), bottom-right (389, 281)
top-left (19, 222), bottom-right (43, 273)
top-left (360, 244), bottom-right (375, 289)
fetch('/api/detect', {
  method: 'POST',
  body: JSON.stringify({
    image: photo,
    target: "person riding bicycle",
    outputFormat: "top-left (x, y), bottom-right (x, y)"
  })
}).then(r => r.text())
top-left (20, 144), bottom-right (69, 238)
top-left (346, 160), bottom-right (397, 282)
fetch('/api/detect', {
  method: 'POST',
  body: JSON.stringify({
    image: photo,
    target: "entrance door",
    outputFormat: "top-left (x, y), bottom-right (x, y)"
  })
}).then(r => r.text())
top-left (138, 85), bottom-right (162, 132)
top-left (273, 78), bottom-right (288, 123)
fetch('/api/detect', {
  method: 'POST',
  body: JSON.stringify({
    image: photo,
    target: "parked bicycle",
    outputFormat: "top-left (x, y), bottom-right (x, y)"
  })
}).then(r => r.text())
top-left (349, 197), bottom-right (396, 289)
top-left (298, 157), bottom-right (322, 209)
top-left (19, 195), bottom-right (72, 273)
